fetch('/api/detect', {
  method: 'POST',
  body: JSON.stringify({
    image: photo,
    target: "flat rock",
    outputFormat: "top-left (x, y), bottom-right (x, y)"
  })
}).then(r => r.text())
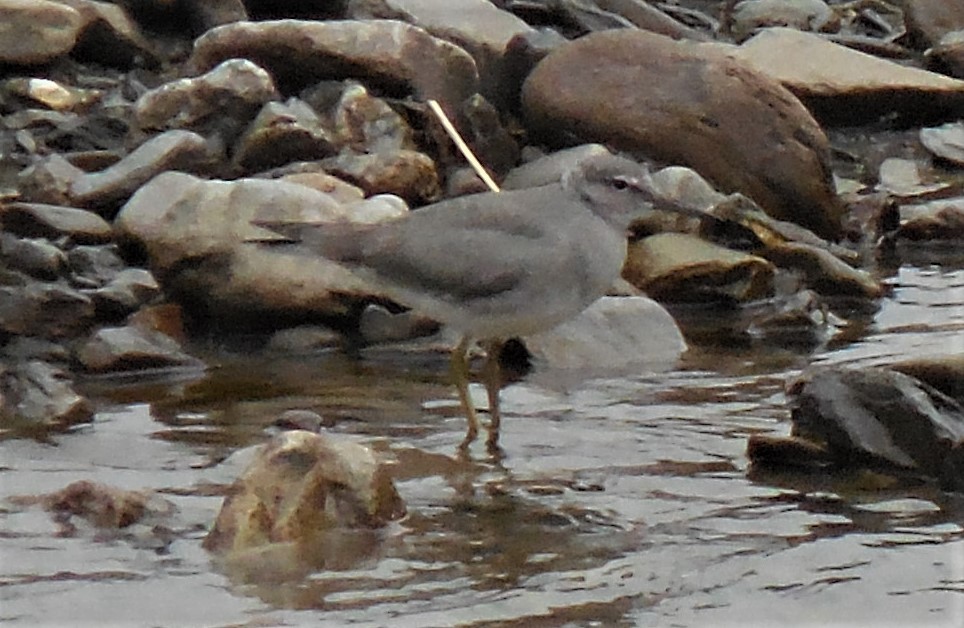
top-left (56, 0), bottom-right (158, 68)
top-left (623, 232), bottom-right (776, 304)
top-left (70, 130), bottom-right (219, 213)
top-left (0, 0), bottom-right (83, 65)
top-left (0, 234), bottom-right (66, 280)
top-left (898, 197), bottom-right (964, 241)
top-left (731, 27), bottom-right (964, 122)
top-left (0, 202), bottom-right (112, 243)
top-left (522, 29), bottom-right (844, 240)
top-left (347, 0), bottom-right (535, 105)
top-left (189, 19), bottom-right (479, 112)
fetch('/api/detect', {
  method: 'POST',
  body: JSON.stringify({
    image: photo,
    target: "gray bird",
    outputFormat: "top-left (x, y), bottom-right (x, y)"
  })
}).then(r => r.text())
top-left (256, 151), bottom-right (698, 453)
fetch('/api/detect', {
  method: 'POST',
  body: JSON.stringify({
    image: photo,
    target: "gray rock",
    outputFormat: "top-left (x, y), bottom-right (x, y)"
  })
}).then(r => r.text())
top-left (920, 121), bottom-right (964, 165)
top-left (522, 29), bottom-right (844, 240)
top-left (0, 282), bottom-right (95, 338)
top-left (0, 202), bottom-right (113, 244)
top-left (76, 325), bottom-right (200, 373)
top-left (189, 19), bottom-right (479, 112)
top-left (760, 242), bottom-right (883, 298)
top-left (790, 367), bottom-right (964, 487)
top-left (0, 233), bottom-right (66, 280)
top-left (730, 0), bottom-right (837, 42)
top-left (70, 130), bottom-right (219, 213)
top-left (232, 98), bottom-right (335, 173)
top-left (0, 0), bottom-right (83, 65)
top-left (89, 267), bottom-right (160, 319)
top-left (56, 0), bottom-right (158, 69)
top-left (134, 58), bottom-right (278, 134)
top-left (524, 296), bottom-right (686, 374)
top-left (67, 244), bottom-right (125, 288)
top-left (0, 359), bottom-right (93, 431)
top-left (17, 153), bottom-right (86, 206)
top-left (732, 28), bottom-right (964, 123)
top-left (347, 0), bottom-right (535, 105)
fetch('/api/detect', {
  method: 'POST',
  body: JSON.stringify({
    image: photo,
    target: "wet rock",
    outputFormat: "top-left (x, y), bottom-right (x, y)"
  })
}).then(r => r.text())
top-left (203, 429), bottom-right (405, 555)
top-left (57, 0), bottom-right (158, 69)
top-left (0, 359), bottom-right (93, 431)
top-left (347, 0), bottom-right (536, 105)
top-left (89, 267), bottom-right (160, 320)
top-left (114, 171), bottom-right (385, 327)
top-left (0, 202), bottom-right (112, 244)
top-left (266, 325), bottom-right (344, 353)
top-left (330, 81), bottom-right (416, 154)
top-left (133, 58), bottom-right (278, 136)
top-left (760, 242), bottom-right (883, 298)
top-left (76, 324), bottom-right (200, 373)
top-left (272, 409), bottom-right (335, 433)
top-left (23, 480), bottom-right (174, 532)
top-left (524, 296), bottom-right (686, 373)
top-left (70, 129), bottom-right (220, 213)
top-left (622, 233), bottom-right (776, 304)
top-left (730, 0), bottom-right (838, 42)
top-left (785, 367), bottom-right (964, 489)
top-left (0, 233), bottom-right (66, 280)
top-left (919, 121), bottom-right (964, 165)
top-left (0, 282), bottom-right (95, 338)
top-left (0, 0), bottom-right (83, 65)
top-left (232, 98), bottom-right (335, 173)
top-left (892, 355), bottom-right (964, 404)
top-left (189, 19), bottom-right (479, 111)
top-left (321, 149), bottom-right (441, 205)
top-left (731, 27), bottom-right (964, 123)
top-left (898, 197), bottom-right (964, 241)
top-left (522, 29), bottom-right (844, 240)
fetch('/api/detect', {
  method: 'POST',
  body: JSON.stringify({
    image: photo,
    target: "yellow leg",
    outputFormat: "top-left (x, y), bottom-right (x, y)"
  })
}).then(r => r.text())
top-left (481, 339), bottom-right (505, 453)
top-left (451, 336), bottom-right (479, 449)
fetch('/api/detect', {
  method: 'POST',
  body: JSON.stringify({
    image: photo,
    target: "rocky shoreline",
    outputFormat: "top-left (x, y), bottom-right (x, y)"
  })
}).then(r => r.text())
top-left (2, 1), bottom-right (964, 495)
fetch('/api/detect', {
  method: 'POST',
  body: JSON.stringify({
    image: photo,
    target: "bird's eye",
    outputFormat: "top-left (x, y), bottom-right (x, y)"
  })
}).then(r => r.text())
top-left (611, 177), bottom-right (631, 191)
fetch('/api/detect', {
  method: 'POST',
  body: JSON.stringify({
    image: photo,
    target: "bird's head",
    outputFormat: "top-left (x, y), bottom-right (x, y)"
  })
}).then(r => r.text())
top-left (563, 152), bottom-right (705, 230)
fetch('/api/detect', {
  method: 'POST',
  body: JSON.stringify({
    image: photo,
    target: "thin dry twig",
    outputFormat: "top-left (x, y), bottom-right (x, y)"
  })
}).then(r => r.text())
top-left (427, 99), bottom-right (501, 193)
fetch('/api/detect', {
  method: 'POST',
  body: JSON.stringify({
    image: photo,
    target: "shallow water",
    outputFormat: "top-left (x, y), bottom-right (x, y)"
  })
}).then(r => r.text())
top-left (1, 256), bottom-right (963, 627)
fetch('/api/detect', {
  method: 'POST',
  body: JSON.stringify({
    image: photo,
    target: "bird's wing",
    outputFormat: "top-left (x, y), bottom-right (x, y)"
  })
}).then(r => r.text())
top-left (254, 184), bottom-right (574, 301)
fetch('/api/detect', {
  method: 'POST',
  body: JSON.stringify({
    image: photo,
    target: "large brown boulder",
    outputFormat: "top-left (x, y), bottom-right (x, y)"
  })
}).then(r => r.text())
top-left (521, 29), bottom-right (844, 240)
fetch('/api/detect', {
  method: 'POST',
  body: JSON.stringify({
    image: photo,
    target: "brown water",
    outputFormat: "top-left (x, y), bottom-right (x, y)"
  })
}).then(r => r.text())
top-left (1, 253), bottom-right (963, 627)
